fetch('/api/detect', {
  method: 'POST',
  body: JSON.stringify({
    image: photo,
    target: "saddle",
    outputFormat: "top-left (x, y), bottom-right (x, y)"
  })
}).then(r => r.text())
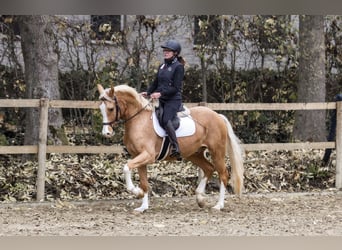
top-left (151, 101), bottom-right (195, 161)
top-left (154, 103), bottom-right (190, 130)
top-left (151, 106), bottom-right (195, 138)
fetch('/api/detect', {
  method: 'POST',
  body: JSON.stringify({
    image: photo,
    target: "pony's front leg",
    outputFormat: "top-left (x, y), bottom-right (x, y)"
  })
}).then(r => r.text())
top-left (123, 164), bottom-right (144, 196)
top-left (123, 151), bottom-right (153, 212)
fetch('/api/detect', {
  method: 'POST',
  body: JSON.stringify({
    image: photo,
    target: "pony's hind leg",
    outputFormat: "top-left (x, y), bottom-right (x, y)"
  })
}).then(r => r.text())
top-left (187, 151), bottom-right (215, 208)
top-left (211, 151), bottom-right (229, 210)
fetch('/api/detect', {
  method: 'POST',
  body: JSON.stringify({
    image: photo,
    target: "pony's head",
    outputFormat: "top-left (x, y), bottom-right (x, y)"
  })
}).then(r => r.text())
top-left (97, 84), bottom-right (119, 137)
top-left (97, 84), bottom-right (151, 137)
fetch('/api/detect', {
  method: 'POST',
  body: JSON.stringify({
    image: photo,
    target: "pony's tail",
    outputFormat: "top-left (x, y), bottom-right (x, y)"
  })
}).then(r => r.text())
top-left (219, 114), bottom-right (244, 196)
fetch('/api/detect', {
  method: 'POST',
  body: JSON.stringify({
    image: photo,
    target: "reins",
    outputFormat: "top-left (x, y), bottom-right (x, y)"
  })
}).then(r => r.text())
top-left (124, 102), bottom-right (150, 123)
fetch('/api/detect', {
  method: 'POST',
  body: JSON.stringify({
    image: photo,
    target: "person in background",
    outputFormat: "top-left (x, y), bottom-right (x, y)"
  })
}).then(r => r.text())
top-left (323, 93), bottom-right (342, 165)
top-left (141, 40), bottom-right (185, 159)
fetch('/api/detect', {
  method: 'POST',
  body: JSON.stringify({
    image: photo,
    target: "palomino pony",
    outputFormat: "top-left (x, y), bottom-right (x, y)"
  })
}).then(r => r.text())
top-left (97, 84), bottom-right (244, 212)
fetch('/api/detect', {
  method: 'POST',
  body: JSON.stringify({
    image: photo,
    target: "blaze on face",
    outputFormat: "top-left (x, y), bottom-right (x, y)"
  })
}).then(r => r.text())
top-left (97, 84), bottom-right (117, 138)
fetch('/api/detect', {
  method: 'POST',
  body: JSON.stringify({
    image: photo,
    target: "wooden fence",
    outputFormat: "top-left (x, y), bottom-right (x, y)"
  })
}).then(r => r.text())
top-left (0, 99), bottom-right (341, 201)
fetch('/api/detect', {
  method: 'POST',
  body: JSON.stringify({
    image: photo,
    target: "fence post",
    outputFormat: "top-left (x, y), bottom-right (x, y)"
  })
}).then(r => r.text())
top-left (36, 98), bottom-right (49, 201)
top-left (336, 101), bottom-right (342, 189)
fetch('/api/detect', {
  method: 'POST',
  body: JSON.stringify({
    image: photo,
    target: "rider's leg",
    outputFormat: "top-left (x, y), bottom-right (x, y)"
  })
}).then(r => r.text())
top-left (165, 120), bottom-right (181, 158)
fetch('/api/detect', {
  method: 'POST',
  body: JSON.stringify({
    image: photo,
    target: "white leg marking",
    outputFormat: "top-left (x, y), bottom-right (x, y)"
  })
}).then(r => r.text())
top-left (131, 186), bottom-right (144, 196)
top-left (123, 164), bottom-right (134, 191)
top-left (196, 176), bottom-right (207, 194)
top-left (196, 177), bottom-right (207, 208)
top-left (134, 193), bottom-right (149, 213)
top-left (197, 169), bottom-right (204, 184)
top-left (212, 181), bottom-right (226, 210)
top-left (123, 164), bottom-right (144, 197)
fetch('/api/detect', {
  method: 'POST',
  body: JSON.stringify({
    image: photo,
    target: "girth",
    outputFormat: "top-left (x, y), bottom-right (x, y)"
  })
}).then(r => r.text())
top-left (156, 136), bottom-right (171, 161)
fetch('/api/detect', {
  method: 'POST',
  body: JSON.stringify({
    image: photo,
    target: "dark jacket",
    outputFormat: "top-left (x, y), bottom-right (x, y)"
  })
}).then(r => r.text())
top-left (146, 57), bottom-right (184, 102)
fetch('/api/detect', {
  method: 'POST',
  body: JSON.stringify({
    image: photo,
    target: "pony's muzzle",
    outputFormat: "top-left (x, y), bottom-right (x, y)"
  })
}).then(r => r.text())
top-left (102, 125), bottom-right (114, 137)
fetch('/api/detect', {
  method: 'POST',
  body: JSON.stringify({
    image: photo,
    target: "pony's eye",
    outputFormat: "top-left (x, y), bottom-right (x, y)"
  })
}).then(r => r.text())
top-left (108, 108), bottom-right (114, 112)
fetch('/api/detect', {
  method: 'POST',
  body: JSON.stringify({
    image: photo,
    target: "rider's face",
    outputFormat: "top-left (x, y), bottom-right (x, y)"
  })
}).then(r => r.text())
top-left (163, 49), bottom-right (175, 59)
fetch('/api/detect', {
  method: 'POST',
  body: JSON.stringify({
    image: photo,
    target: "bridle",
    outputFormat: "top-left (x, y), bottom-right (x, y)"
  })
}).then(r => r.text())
top-left (101, 95), bottom-right (121, 127)
top-left (101, 95), bottom-right (150, 128)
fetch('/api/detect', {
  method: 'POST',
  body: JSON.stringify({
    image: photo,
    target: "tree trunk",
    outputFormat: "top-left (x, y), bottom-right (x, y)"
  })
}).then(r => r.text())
top-left (293, 15), bottom-right (326, 142)
top-left (18, 15), bottom-right (66, 147)
top-left (200, 57), bottom-right (207, 102)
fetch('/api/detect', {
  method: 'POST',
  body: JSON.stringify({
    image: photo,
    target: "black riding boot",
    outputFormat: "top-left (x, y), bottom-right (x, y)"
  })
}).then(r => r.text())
top-left (165, 120), bottom-right (181, 159)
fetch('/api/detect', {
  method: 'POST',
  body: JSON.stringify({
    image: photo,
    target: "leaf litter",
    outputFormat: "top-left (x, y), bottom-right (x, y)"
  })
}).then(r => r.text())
top-left (0, 149), bottom-right (337, 203)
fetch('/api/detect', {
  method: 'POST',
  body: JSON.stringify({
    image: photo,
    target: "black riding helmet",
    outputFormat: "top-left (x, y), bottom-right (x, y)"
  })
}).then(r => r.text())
top-left (161, 40), bottom-right (181, 55)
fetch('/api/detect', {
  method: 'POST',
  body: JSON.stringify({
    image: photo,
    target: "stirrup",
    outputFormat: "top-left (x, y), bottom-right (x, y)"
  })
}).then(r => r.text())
top-left (170, 148), bottom-right (182, 160)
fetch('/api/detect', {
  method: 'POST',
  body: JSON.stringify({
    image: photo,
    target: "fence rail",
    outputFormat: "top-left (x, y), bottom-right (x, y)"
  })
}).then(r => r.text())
top-left (0, 99), bottom-right (341, 201)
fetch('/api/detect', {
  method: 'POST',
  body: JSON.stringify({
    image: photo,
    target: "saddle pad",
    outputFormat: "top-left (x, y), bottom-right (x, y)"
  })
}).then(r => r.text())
top-left (152, 112), bottom-right (196, 138)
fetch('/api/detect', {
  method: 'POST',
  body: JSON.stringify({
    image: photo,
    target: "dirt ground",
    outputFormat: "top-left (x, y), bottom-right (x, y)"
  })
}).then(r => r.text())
top-left (0, 190), bottom-right (341, 236)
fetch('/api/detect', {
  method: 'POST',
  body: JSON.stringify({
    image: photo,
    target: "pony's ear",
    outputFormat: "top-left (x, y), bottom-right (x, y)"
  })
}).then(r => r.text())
top-left (97, 84), bottom-right (105, 95)
top-left (108, 85), bottom-right (115, 98)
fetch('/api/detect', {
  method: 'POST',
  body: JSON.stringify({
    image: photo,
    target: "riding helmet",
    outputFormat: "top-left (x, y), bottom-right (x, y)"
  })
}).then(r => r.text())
top-left (161, 40), bottom-right (181, 55)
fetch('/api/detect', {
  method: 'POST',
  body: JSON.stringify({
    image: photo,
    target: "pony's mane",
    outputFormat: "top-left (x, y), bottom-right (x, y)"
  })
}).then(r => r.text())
top-left (110, 85), bottom-right (152, 111)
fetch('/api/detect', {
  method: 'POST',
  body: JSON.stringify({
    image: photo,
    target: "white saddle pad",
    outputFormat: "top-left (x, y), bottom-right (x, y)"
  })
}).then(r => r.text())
top-left (152, 112), bottom-right (196, 137)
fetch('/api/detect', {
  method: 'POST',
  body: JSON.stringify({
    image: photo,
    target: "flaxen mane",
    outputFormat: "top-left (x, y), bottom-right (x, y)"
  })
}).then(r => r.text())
top-left (113, 85), bottom-right (152, 111)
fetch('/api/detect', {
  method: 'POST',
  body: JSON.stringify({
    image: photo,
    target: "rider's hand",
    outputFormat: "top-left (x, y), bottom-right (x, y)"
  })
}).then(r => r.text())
top-left (150, 92), bottom-right (161, 99)
top-left (140, 92), bottom-right (148, 98)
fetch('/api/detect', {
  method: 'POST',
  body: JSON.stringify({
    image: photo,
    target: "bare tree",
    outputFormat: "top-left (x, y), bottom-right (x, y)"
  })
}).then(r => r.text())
top-left (18, 15), bottom-right (66, 147)
top-left (293, 15), bottom-right (326, 142)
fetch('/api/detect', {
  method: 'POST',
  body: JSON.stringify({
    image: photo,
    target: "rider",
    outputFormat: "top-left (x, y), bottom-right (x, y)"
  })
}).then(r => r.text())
top-left (141, 39), bottom-right (185, 159)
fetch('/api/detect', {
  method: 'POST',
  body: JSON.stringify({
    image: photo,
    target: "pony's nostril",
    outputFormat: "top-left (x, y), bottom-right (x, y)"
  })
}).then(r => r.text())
top-left (103, 130), bottom-right (114, 137)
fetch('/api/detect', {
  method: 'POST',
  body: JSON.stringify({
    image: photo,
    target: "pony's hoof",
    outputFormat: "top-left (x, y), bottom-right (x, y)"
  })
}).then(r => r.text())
top-left (130, 186), bottom-right (144, 198)
top-left (133, 206), bottom-right (147, 213)
top-left (211, 203), bottom-right (223, 211)
top-left (196, 194), bottom-right (207, 208)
